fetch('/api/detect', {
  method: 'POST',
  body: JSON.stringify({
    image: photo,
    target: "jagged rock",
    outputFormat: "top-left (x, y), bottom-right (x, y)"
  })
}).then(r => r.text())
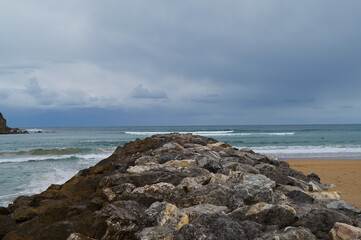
top-left (329, 222), bottom-right (361, 240)
top-left (266, 226), bottom-right (317, 240)
top-left (286, 190), bottom-right (314, 204)
top-left (326, 200), bottom-right (361, 214)
top-left (182, 204), bottom-right (229, 221)
top-left (244, 202), bottom-right (297, 228)
top-left (11, 206), bottom-right (37, 222)
top-left (307, 173), bottom-right (321, 183)
top-left (230, 174), bottom-right (276, 207)
top-left (307, 191), bottom-right (341, 200)
top-left (103, 188), bottom-right (117, 202)
top-left (93, 200), bottom-right (145, 239)
top-left (67, 233), bottom-right (97, 240)
top-left (294, 208), bottom-right (353, 239)
top-left (141, 202), bottom-right (188, 230)
top-left (176, 213), bottom-right (248, 240)
top-left (174, 183), bottom-right (232, 208)
top-left (135, 226), bottom-right (176, 240)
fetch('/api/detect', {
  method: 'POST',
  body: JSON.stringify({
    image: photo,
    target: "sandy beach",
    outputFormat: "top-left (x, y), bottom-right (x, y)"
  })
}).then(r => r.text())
top-left (285, 159), bottom-right (361, 209)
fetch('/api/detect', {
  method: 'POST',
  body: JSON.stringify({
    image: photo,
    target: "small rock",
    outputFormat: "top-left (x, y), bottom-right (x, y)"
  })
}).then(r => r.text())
top-left (307, 191), bottom-right (341, 200)
top-left (142, 202), bottom-right (189, 230)
top-left (307, 173), bottom-right (321, 183)
top-left (132, 182), bottom-right (175, 195)
top-left (127, 165), bottom-right (152, 174)
top-left (103, 188), bottom-right (117, 202)
top-left (67, 233), bottom-right (97, 240)
top-left (329, 222), bottom-right (361, 240)
top-left (309, 180), bottom-right (328, 191)
top-left (267, 226), bottom-right (316, 240)
top-left (326, 200), bottom-right (361, 214)
top-left (182, 204), bottom-right (229, 221)
top-left (163, 160), bottom-right (196, 169)
top-left (286, 190), bottom-right (314, 204)
top-left (11, 206), bottom-right (37, 222)
top-left (135, 226), bottom-right (176, 240)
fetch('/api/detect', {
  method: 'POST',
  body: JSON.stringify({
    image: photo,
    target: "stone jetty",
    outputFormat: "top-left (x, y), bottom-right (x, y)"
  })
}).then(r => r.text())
top-left (0, 133), bottom-right (360, 239)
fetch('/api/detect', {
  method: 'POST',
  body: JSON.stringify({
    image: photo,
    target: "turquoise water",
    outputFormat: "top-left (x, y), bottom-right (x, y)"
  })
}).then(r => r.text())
top-left (1, 124), bottom-right (361, 206)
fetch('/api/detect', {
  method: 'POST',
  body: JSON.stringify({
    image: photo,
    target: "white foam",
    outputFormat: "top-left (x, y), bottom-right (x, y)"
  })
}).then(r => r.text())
top-left (124, 131), bottom-right (295, 137)
top-left (18, 167), bottom-right (78, 200)
top-left (243, 145), bottom-right (361, 158)
top-left (26, 128), bottom-right (43, 133)
top-left (0, 152), bottom-right (113, 164)
top-left (237, 132), bottom-right (295, 136)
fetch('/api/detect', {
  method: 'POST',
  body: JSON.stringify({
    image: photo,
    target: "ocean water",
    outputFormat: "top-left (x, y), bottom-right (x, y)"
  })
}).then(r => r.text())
top-left (1, 124), bottom-right (361, 206)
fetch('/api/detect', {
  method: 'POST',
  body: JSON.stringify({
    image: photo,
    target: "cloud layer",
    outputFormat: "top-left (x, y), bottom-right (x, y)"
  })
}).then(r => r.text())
top-left (1, 0), bottom-right (361, 126)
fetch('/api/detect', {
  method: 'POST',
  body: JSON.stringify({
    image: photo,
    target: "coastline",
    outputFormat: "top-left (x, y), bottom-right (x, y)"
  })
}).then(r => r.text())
top-left (285, 158), bottom-right (361, 209)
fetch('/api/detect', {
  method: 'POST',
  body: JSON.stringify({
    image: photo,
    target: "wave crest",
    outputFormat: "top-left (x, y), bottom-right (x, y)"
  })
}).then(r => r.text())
top-left (124, 131), bottom-right (295, 137)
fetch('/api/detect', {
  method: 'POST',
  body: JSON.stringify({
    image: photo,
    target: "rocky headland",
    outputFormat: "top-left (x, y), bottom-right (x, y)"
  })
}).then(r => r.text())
top-left (1, 133), bottom-right (361, 240)
top-left (0, 113), bottom-right (28, 134)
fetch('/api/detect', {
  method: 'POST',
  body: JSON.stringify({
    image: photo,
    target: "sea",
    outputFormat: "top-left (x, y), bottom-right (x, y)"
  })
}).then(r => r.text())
top-left (1, 124), bottom-right (361, 206)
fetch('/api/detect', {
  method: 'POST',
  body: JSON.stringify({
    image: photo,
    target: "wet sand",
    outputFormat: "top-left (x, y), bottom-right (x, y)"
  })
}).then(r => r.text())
top-left (285, 159), bottom-right (361, 209)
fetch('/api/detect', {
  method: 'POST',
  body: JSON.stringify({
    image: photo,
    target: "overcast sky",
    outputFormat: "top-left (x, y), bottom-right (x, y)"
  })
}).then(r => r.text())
top-left (1, 1), bottom-right (361, 126)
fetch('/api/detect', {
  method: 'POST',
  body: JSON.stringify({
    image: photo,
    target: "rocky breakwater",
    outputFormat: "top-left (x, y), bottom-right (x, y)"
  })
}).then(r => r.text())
top-left (0, 113), bottom-right (27, 134)
top-left (1, 133), bottom-right (361, 240)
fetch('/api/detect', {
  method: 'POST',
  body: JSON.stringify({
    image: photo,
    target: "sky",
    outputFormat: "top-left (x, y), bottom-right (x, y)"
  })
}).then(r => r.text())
top-left (1, 1), bottom-right (361, 127)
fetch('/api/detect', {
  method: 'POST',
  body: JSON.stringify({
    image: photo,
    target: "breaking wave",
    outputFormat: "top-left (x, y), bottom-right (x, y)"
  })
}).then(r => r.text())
top-left (125, 131), bottom-right (295, 137)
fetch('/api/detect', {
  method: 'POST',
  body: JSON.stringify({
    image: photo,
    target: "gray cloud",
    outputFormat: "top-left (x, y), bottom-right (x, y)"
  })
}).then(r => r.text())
top-left (1, 0), bottom-right (361, 125)
top-left (130, 84), bottom-right (168, 100)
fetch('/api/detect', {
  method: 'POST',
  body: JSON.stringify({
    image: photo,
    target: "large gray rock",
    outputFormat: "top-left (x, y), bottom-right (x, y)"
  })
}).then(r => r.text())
top-left (176, 213), bottom-right (247, 240)
top-left (265, 226), bottom-right (316, 240)
top-left (294, 208), bottom-right (353, 239)
top-left (244, 202), bottom-right (297, 228)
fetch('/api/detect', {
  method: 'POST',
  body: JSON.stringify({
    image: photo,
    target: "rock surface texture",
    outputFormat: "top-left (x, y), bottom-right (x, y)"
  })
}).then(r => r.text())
top-left (1, 133), bottom-right (360, 239)
top-left (0, 112), bottom-right (27, 134)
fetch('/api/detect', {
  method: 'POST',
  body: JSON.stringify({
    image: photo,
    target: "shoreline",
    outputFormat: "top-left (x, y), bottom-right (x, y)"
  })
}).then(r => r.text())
top-left (285, 158), bottom-right (361, 209)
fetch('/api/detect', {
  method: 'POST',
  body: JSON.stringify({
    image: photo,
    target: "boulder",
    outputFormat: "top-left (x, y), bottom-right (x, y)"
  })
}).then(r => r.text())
top-left (286, 190), bottom-right (314, 204)
top-left (266, 226), bottom-right (317, 240)
top-left (176, 213), bottom-right (248, 240)
top-left (11, 206), bottom-right (37, 222)
top-left (294, 208), bottom-right (353, 239)
top-left (244, 202), bottom-right (297, 228)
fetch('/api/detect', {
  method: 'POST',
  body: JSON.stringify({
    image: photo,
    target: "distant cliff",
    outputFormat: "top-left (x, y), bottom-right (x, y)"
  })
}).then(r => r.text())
top-left (0, 113), bottom-right (28, 134)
